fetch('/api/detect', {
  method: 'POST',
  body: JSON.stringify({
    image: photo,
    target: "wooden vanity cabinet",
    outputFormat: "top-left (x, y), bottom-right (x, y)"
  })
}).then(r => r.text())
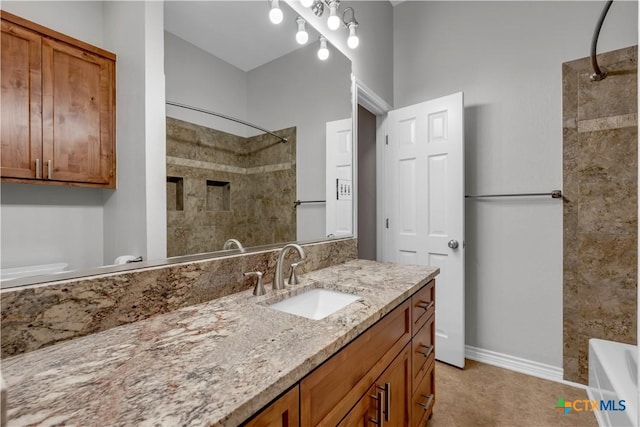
top-left (1, 11), bottom-right (116, 188)
top-left (244, 386), bottom-right (300, 427)
top-left (245, 279), bottom-right (436, 427)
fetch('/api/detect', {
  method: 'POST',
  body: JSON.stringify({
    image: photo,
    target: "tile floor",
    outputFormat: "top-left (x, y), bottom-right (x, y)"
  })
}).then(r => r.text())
top-left (428, 359), bottom-right (598, 427)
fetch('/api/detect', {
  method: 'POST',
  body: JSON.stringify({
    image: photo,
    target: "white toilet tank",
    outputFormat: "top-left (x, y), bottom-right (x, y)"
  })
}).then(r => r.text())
top-left (0, 262), bottom-right (69, 282)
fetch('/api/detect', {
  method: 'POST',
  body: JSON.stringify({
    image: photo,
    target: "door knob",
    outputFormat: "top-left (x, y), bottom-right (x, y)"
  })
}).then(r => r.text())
top-left (448, 239), bottom-right (459, 249)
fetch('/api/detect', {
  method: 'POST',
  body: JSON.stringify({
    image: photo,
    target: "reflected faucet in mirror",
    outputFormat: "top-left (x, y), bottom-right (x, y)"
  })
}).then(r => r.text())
top-left (223, 239), bottom-right (244, 252)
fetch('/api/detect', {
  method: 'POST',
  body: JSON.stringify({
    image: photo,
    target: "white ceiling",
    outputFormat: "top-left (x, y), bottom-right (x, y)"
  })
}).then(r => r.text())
top-left (164, 1), bottom-right (319, 72)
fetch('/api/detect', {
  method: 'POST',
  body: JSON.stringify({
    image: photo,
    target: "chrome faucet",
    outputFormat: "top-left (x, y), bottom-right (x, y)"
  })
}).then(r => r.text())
top-left (223, 239), bottom-right (244, 251)
top-left (274, 243), bottom-right (306, 290)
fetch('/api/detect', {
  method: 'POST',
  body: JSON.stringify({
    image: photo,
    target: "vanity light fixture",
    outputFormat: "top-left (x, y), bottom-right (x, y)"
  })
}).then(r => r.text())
top-left (300, 0), bottom-right (314, 7)
top-left (343, 7), bottom-right (359, 49)
top-left (317, 35), bottom-right (329, 60)
top-left (326, 0), bottom-right (341, 30)
top-left (295, 16), bottom-right (309, 44)
top-left (304, 0), bottom-right (361, 49)
top-left (269, 0), bottom-right (284, 24)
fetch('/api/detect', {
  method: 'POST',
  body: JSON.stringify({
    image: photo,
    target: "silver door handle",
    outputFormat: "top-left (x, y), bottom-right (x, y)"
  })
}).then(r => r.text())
top-left (448, 239), bottom-right (459, 249)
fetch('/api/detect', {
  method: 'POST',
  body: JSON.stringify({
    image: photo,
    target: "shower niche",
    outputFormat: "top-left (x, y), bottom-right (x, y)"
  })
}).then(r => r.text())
top-left (206, 180), bottom-right (230, 212)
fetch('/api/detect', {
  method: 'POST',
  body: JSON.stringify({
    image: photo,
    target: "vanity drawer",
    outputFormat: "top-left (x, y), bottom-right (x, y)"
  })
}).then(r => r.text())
top-left (411, 280), bottom-right (435, 335)
top-left (411, 313), bottom-right (435, 391)
top-left (300, 300), bottom-right (411, 427)
top-left (412, 360), bottom-right (435, 427)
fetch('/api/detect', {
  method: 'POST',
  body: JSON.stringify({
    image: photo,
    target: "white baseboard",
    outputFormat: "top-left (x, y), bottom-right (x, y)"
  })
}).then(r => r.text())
top-left (464, 345), bottom-right (587, 389)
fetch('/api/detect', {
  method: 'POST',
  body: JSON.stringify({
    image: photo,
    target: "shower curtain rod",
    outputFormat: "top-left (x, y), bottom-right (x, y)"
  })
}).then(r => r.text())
top-left (166, 101), bottom-right (288, 143)
top-left (465, 190), bottom-right (563, 199)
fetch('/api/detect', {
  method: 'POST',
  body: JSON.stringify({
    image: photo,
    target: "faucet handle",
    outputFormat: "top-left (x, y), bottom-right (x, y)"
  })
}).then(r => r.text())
top-left (287, 262), bottom-right (303, 286)
top-left (244, 271), bottom-right (265, 296)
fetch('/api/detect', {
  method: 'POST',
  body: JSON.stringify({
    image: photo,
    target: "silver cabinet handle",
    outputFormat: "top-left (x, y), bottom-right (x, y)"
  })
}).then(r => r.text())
top-left (378, 383), bottom-right (390, 422)
top-left (417, 344), bottom-right (434, 358)
top-left (416, 301), bottom-right (434, 311)
top-left (35, 159), bottom-right (40, 179)
top-left (368, 391), bottom-right (384, 426)
top-left (418, 393), bottom-right (434, 411)
top-left (47, 160), bottom-right (52, 179)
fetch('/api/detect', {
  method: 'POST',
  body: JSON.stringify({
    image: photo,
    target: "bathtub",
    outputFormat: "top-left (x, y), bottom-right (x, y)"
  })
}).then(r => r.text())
top-left (0, 262), bottom-right (69, 284)
top-left (588, 339), bottom-right (638, 427)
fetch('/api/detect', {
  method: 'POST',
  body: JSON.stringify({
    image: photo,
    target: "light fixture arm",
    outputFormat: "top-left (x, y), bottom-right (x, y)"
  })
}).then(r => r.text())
top-left (341, 7), bottom-right (358, 27)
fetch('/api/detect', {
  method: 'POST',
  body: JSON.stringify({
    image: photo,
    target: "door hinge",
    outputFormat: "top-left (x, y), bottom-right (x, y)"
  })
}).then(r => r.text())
top-left (386, 218), bottom-right (389, 229)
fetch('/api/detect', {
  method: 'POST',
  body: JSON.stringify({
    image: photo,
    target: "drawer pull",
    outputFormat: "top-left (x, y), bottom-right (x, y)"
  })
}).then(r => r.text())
top-left (418, 393), bottom-right (434, 411)
top-left (416, 301), bottom-right (434, 311)
top-left (35, 159), bottom-right (41, 179)
top-left (417, 344), bottom-right (434, 358)
top-left (47, 160), bottom-right (52, 179)
top-left (368, 391), bottom-right (384, 426)
top-left (378, 382), bottom-right (390, 421)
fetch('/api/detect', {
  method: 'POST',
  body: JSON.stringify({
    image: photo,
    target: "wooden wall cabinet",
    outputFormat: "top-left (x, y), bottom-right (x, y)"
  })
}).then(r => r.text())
top-left (243, 279), bottom-right (436, 427)
top-left (1, 11), bottom-right (116, 188)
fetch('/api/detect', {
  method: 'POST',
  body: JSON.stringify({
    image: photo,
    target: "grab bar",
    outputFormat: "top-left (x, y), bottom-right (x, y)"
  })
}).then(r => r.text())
top-left (465, 190), bottom-right (562, 199)
top-left (293, 200), bottom-right (326, 207)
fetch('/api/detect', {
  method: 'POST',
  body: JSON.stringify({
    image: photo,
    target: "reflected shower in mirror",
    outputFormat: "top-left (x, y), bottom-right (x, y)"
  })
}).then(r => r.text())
top-left (164, 0), bottom-right (353, 257)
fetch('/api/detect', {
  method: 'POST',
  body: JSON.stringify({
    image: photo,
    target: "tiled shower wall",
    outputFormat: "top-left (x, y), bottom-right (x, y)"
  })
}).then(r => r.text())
top-left (166, 118), bottom-right (296, 257)
top-left (563, 45), bottom-right (638, 384)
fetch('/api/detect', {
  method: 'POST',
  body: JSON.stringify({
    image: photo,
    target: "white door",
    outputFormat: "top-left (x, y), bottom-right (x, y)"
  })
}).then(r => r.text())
top-left (384, 93), bottom-right (465, 368)
top-left (326, 118), bottom-right (353, 237)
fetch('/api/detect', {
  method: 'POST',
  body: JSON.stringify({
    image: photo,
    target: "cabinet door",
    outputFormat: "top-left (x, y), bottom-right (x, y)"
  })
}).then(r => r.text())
top-left (42, 37), bottom-right (115, 186)
top-left (0, 19), bottom-right (42, 179)
top-left (340, 345), bottom-right (411, 427)
top-left (338, 383), bottom-right (378, 427)
top-left (244, 386), bottom-right (299, 427)
top-left (378, 344), bottom-right (411, 427)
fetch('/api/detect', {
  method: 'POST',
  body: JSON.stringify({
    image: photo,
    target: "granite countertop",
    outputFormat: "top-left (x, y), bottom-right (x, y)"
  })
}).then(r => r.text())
top-left (1, 260), bottom-right (438, 427)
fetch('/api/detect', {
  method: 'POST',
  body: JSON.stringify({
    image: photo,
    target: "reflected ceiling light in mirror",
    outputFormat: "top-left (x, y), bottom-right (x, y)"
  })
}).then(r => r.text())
top-left (269, 0), bottom-right (284, 24)
top-left (295, 16), bottom-right (309, 44)
top-left (326, 0), bottom-right (341, 30)
top-left (317, 35), bottom-right (329, 60)
top-left (343, 7), bottom-right (359, 49)
top-left (305, 0), bottom-right (360, 49)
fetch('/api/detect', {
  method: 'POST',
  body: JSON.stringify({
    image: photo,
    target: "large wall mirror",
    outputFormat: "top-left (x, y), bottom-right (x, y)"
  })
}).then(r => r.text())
top-left (0, 0), bottom-right (353, 288)
top-left (163, 1), bottom-right (353, 257)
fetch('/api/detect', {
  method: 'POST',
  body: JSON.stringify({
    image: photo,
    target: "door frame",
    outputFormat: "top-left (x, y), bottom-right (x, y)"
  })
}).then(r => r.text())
top-left (351, 75), bottom-right (392, 260)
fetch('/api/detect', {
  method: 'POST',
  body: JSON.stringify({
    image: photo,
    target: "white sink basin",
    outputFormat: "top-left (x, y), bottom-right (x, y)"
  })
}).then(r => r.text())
top-left (268, 288), bottom-right (362, 320)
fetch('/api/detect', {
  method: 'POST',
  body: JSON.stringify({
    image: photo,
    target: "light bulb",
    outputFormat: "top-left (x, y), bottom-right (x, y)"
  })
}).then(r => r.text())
top-left (296, 16), bottom-right (308, 45)
top-left (327, 1), bottom-right (340, 30)
top-left (300, 0), bottom-right (313, 7)
top-left (347, 22), bottom-right (359, 48)
top-left (317, 36), bottom-right (329, 60)
top-left (269, 0), bottom-right (283, 24)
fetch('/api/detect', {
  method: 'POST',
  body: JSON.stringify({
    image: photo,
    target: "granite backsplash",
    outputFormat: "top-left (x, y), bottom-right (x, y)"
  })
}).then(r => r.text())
top-left (1, 238), bottom-right (357, 358)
